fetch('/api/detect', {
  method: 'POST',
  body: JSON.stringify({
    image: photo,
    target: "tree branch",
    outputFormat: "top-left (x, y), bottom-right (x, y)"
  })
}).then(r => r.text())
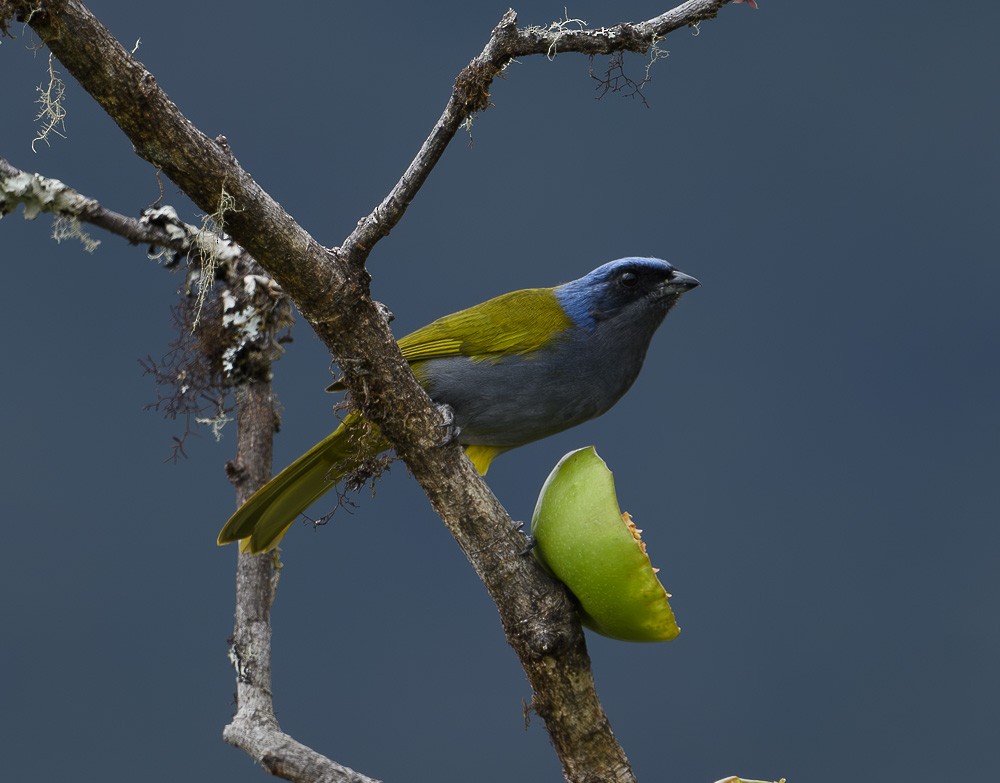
top-left (225, 380), bottom-right (379, 783)
top-left (1, 1), bottom-right (744, 781)
top-left (0, 155), bottom-right (248, 263)
top-left (1, 156), bottom-right (177, 249)
top-left (341, 0), bottom-right (734, 268)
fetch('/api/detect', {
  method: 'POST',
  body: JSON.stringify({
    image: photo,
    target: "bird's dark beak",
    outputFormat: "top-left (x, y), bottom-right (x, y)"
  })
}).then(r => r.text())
top-left (667, 270), bottom-right (700, 291)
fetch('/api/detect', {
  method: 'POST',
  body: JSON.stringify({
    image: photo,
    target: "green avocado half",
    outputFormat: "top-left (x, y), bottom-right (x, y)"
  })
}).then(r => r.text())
top-left (531, 447), bottom-right (680, 642)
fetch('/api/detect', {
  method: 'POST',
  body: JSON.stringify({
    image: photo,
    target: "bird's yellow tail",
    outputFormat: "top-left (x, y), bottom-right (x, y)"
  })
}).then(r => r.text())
top-left (217, 411), bottom-right (387, 553)
top-left (218, 412), bottom-right (505, 554)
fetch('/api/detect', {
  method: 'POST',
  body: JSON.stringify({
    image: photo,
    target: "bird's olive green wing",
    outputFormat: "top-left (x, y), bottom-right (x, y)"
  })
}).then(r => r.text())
top-left (398, 287), bottom-right (573, 363)
top-left (327, 288), bottom-right (573, 391)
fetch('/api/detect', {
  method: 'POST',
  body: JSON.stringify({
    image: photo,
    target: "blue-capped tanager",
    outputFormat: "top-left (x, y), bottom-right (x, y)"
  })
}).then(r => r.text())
top-left (218, 257), bottom-right (699, 553)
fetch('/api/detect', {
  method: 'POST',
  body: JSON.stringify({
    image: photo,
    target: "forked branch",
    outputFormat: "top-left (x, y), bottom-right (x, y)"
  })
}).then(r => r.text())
top-left (341, 0), bottom-right (736, 268)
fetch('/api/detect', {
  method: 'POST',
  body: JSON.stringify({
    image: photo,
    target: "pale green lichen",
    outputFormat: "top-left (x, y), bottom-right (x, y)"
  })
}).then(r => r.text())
top-left (191, 187), bottom-right (241, 332)
top-left (645, 36), bottom-right (669, 81)
top-left (525, 10), bottom-right (589, 60)
top-left (195, 408), bottom-right (234, 442)
top-left (51, 214), bottom-right (100, 253)
top-left (0, 169), bottom-right (95, 220)
top-left (219, 274), bottom-right (284, 377)
top-left (32, 53), bottom-right (67, 152)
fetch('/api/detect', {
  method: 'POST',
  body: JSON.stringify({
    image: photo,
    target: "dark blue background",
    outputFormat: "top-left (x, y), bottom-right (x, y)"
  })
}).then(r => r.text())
top-left (2, 2), bottom-right (997, 780)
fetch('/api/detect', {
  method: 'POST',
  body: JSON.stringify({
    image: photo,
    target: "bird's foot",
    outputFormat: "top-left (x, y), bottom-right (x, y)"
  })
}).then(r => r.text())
top-left (511, 519), bottom-right (536, 555)
top-left (373, 300), bottom-right (395, 325)
top-left (434, 403), bottom-right (461, 446)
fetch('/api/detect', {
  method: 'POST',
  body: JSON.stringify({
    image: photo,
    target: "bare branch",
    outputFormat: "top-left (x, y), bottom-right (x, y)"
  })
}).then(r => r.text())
top-left (341, 0), bottom-right (735, 269)
top-left (224, 381), bottom-right (379, 783)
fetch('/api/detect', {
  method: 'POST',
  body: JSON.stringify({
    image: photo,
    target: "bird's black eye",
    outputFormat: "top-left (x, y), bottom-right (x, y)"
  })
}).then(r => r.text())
top-left (619, 271), bottom-right (638, 287)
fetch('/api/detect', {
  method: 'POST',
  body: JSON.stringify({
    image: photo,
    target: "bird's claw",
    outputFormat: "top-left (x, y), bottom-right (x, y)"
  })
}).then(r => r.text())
top-left (373, 301), bottom-right (395, 324)
top-left (435, 403), bottom-right (461, 446)
top-left (511, 519), bottom-right (536, 555)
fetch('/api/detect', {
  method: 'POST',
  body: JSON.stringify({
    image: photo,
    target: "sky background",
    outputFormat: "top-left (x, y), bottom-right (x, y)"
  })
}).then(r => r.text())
top-left (2, 2), bottom-right (998, 781)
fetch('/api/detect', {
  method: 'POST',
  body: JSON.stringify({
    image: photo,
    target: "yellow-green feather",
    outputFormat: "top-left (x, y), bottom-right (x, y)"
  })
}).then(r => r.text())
top-left (327, 287), bottom-right (570, 391)
top-left (464, 444), bottom-right (507, 474)
top-left (218, 411), bottom-right (389, 553)
top-left (398, 287), bottom-right (571, 363)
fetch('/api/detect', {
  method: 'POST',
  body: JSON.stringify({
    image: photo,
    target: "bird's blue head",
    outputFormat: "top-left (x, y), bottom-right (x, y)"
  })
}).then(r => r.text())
top-left (554, 257), bottom-right (700, 333)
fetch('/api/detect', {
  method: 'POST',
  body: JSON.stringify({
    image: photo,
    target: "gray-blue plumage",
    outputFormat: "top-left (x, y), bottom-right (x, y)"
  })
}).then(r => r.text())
top-left (416, 257), bottom-right (699, 448)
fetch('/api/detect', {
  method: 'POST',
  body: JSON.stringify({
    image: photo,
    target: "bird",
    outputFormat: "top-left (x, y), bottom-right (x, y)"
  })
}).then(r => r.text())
top-left (218, 256), bottom-right (699, 553)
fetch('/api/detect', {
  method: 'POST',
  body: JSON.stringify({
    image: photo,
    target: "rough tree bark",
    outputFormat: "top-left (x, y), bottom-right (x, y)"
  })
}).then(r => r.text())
top-left (0, 2), bottom-right (751, 781)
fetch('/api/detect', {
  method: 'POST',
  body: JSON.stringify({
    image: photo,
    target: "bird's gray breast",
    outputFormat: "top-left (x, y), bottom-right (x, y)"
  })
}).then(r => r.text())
top-left (415, 325), bottom-right (653, 448)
